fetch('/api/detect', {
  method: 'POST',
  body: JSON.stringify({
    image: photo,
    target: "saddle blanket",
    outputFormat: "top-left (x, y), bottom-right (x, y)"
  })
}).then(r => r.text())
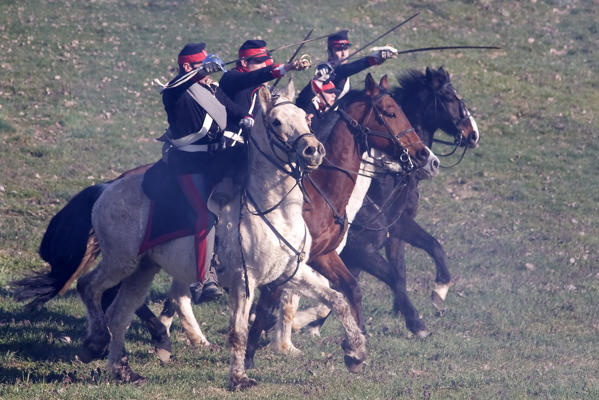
top-left (139, 160), bottom-right (197, 254)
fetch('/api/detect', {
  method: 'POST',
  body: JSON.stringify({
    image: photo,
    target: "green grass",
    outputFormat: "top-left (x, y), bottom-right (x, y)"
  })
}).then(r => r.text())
top-left (1, 0), bottom-right (598, 398)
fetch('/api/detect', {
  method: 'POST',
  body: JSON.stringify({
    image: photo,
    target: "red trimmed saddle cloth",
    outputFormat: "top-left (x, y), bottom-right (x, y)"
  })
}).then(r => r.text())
top-left (139, 160), bottom-right (213, 281)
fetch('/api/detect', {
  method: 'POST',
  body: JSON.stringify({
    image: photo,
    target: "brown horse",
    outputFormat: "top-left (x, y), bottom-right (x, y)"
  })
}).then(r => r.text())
top-left (292, 66), bottom-right (481, 339)
top-left (244, 73), bottom-right (439, 368)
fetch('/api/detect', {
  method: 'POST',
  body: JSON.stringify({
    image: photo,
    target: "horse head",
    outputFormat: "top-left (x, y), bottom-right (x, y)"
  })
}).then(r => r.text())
top-left (257, 79), bottom-right (326, 171)
top-left (343, 73), bottom-right (439, 179)
top-left (423, 66), bottom-right (479, 148)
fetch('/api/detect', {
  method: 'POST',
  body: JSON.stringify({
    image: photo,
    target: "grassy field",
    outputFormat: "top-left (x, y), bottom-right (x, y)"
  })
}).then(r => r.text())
top-left (1, 0), bottom-right (598, 398)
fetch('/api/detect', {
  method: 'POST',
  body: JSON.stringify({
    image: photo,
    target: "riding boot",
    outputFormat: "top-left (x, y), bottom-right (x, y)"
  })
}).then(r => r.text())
top-left (190, 226), bottom-right (223, 304)
top-left (210, 177), bottom-right (236, 206)
top-left (191, 264), bottom-right (223, 304)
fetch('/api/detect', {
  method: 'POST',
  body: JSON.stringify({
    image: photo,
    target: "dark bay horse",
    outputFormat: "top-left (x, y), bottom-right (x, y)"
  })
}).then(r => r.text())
top-left (243, 73), bottom-right (439, 368)
top-left (294, 66), bottom-right (480, 338)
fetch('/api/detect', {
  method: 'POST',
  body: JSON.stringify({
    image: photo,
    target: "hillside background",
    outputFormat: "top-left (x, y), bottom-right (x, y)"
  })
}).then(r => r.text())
top-left (1, 0), bottom-right (597, 398)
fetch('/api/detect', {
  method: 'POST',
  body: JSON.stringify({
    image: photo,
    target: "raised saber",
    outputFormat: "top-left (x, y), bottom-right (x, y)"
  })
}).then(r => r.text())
top-left (394, 45), bottom-right (501, 56)
top-left (271, 29), bottom-right (314, 90)
top-left (223, 30), bottom-right (339, 66)
top-left (337, 12), bottom-right (420, 65)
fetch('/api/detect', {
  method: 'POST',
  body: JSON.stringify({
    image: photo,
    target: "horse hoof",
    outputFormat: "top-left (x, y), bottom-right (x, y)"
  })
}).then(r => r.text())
top-left (77, 347), bottom-right (98, 364)
top-left (244, 356), bottom-right (255, 370)
top-left (344, 355), bottom-right (364, 373)
top-left (155, 347), bottom-right (171, 363)
top-left (113, 360), bottom-right (146, 384)
top-left (229, 376), bottom-right (258, 391)
top-left (431, 290), bottom-right (446, 312)
top-left (306, 326), bottom-right (321, 337)
top-left (415, 329), bottom-right (431, 339)
top-left (78, 338), bottom-right (108, 363)
top-left (432, 283), bottom-right (450, 302)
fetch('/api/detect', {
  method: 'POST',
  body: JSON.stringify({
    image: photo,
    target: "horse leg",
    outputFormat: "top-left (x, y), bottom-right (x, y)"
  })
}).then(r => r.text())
top-left (290, 266), bottom-right (367, 373)
top-left (310, 252), bottom-right (365, 332)
top-left (228, 279), bottom-right (257, 391)
top-left (159, 296), bottom-right (177, 334)
top-left (385, 236), bottom-right (429, 338)
top-left (168, 279), bottom-right (212, 349)
top-left (105, 257), bottom-right (160, 383)
top-left (292, 241), bottom-right (393, 336)
top-left (134, 304), bottom-right (172, 363)
top-left (291, 304), bottom-right (331, 336)
top-left (397, 214), bottom-right (451, 309)
top-left (245, 285), bottom-right (281, 369)
top-left (271, 291), bottom-right (301, 355)
top-left (101, 281), bottom-right (172, 361)
top-left (77, 256), bottom-right (140, 363)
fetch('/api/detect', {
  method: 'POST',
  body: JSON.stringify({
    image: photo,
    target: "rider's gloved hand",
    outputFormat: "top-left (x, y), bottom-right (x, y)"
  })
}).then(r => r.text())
top-left (314, 62), bottom-right (333, 82)
top-left (369, 45), bottom-right (398, 64)
top-left (200, 61), bottom-right (224, 74)
top-left (239, 115), bottom-right (254, 129)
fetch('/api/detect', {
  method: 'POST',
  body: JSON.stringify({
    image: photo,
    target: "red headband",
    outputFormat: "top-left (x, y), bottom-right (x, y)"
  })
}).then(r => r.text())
top-left (178, 49), bottom-right (208, 65)
top-left (239, 47), bottom-right (268, 59)
top-left (328, 39), bottom-right (350, 48)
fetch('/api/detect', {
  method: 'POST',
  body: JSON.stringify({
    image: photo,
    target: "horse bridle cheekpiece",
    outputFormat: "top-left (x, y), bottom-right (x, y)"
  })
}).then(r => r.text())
top-left (431, 83), bottom-right (470, 147)
top-left (265, 100), bottom-right (317, 175)
top-left (338, 91), bottom-right (415, 173)
top-left (428, 82), bottom-right (472, 167)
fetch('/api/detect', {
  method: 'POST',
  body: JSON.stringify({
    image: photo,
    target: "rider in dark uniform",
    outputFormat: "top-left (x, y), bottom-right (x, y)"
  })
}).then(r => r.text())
top-left (219, 39), bottom-right (310, 147)
top-left (296, 30), bottom-right (398, 119)
top-left (161, 43), bottom-right (246, 302)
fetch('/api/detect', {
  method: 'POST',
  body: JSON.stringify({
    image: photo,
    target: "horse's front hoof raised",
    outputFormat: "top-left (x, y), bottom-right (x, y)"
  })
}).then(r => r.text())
top-left (229, 375), bottom-right (258, 391)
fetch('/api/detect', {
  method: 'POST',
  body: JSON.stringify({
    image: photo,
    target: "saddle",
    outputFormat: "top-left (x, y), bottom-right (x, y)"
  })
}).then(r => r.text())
top-left (138, 160), bottom-right (197, 253)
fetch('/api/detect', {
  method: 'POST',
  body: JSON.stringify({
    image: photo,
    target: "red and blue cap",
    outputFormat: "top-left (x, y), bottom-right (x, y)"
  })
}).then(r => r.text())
top-left (178, 43), bottom-right (208, 65)
top-left (238, 39), bottom-right (273, 64)
top-left (328, 30), bottom-right (352, 50)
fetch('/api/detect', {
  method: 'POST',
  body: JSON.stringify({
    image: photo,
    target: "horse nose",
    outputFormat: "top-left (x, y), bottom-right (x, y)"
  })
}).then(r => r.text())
top-left (303, 144), bottom-right (316, 157)
top-left (417, 147), bottom-right (430, 162)
top-left (431, 156), bottom-right (439, 171)
top-left (318, 143), bottom-right (326, 157)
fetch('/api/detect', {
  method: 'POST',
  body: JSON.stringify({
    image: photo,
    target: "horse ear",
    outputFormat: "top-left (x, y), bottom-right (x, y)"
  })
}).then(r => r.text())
top-left (379, 75), bottom-right (389, 91)
top-left (258, 86), bottom-right (272, 113)
top-left (425, 67), bottom-right (432, 80)
top-left (283, 78), bottom-right (296, 101)
top-left (439, 65), bottom-right (449, 80)
top-left (365, 73), bottom-right (379, 96)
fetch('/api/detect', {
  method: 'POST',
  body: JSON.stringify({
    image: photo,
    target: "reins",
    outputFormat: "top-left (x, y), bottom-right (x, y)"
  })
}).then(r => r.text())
top-left (427, 83), bottom-right (472, 167)
top-left (347, 173), bottom-right (411, 232)
top-left (237, 98), bottom-right (313, 297)
top-left (307, 90), bottom-right (417, 231)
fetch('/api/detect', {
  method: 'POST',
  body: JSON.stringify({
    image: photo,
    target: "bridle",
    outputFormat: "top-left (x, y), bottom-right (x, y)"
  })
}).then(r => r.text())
top-left (239, 98), bottom-right (315, 296)
top-left (253, 99), bottom-right (318, 179)
top-left (336, 90), bottom-right (418, 174)
top-left (425, 82), bottom-right (473, 167)
top-left (306, 90), bottom-right (420, 230)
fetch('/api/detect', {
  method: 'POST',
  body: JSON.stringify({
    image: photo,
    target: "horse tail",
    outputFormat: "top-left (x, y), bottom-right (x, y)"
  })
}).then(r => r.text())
top-left (11, 183), bottom-right (108, 309)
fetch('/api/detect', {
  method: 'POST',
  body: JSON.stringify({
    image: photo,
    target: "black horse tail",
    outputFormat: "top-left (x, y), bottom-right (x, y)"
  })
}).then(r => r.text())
top-left (11, 183), bottom-right (109, 310)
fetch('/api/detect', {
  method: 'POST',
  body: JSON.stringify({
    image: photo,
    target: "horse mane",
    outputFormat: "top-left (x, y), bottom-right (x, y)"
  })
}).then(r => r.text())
top-left (391, 67), bottom-right (450, 106)
top-left (392, 69), bottom-right (428, 106)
